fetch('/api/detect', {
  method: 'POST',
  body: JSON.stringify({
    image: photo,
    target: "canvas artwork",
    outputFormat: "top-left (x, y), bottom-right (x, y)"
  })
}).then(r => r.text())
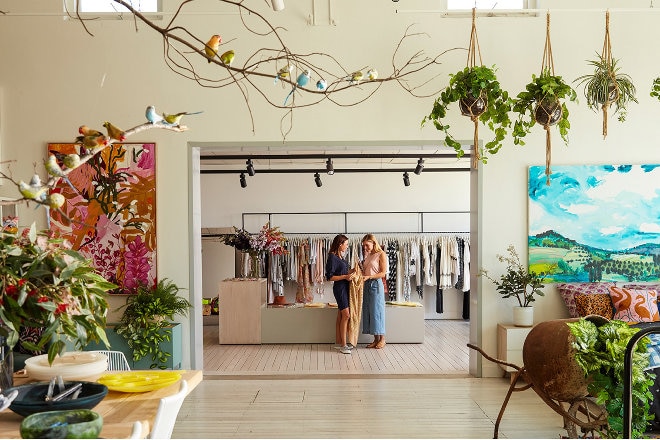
top-left (48, 142), bottom-right (157, 293)
top-left (528, 164), bottom-right (660, 283)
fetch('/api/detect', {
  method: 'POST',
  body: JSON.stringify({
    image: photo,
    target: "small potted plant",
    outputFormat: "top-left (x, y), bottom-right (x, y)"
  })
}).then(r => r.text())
top-left (479, 245), bottom-right (546, 327)
top-left (574, 53), bottom-right (637, 138)
top-left (422, 64), bottom-right (512, 165)
top-left (115, 278), bottom-right (192, 369)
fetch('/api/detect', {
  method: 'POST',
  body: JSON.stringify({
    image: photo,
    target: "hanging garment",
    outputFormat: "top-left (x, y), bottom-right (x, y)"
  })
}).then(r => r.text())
top-left (401, 241), bottom-right (411, 302)
top-left (296, 241), bottom-right (313, 303)
top-left (435, 241), bottom-right (443, 314)
top-left (462, 239), bottom-right (471, 292)
top-left (386, 240), bottom-right (398, 301)
top-left (269, 253), bottom-right (284, 303)
top-left (455, 237), bottom-right (465, 291)
top-left (347, 261), bottom-right (364, 347)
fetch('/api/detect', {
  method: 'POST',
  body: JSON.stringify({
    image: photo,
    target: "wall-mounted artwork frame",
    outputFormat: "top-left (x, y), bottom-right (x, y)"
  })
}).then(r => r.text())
top-left (528, 164), bottom-right (660, 283)
top-left (47, 142), bottom-right (157, 293)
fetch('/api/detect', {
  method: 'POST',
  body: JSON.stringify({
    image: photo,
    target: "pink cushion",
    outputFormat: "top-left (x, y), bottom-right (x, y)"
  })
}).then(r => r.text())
top-left (609, 286), bottom-right (660, 322)
top-left (623, 284), bottom-right (660, 291)
top-left (555, 282), bottom-right (616, 318)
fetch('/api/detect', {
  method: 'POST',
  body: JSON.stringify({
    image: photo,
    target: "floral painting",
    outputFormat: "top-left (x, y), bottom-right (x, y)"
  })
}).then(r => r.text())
top-left (528, 164), bottom-right (660, 283)
top-left (48, 142), bottom-right (156, 293)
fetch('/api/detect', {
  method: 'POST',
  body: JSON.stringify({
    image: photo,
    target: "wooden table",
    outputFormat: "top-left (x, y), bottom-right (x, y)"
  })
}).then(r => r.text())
top-left (0, 370), bottom-right (202, 439)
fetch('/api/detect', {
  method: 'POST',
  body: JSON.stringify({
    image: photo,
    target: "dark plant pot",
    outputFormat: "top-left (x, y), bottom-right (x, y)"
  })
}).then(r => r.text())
top-left (534, 99), bottom-right (562, 126)
top-left (597, 84), bottom-right (619, 105)
top-left (459, 93), bottom-right (487, 118)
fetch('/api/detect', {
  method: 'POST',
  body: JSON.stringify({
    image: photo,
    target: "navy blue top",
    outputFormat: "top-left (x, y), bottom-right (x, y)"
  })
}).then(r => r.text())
top-left (325, 253), bottom-right (349, 295)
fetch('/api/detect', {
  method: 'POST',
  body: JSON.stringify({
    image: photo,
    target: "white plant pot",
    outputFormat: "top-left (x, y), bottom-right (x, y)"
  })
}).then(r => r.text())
top-left (512, 306), bottom-right (534, 327)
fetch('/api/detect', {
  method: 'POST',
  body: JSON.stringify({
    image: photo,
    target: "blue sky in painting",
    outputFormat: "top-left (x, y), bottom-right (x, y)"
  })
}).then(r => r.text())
top-left (528, 164), bottom-right (660, 251)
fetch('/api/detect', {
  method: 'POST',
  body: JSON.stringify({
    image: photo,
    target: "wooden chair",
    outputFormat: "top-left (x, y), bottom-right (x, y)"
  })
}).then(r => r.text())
top-left (149, 380), bottom-right (189, 439)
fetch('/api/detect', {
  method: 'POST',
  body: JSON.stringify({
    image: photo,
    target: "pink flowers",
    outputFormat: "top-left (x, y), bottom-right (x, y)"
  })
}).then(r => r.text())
top-left (249, 223), bottom-right (288, 255)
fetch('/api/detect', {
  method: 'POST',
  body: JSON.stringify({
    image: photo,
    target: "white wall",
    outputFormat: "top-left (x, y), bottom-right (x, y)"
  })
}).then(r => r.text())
top-left (2, 0), bottom-right (660, 374)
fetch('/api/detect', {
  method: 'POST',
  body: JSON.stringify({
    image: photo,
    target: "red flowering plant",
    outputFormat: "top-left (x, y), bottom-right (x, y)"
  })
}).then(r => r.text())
top-left (0, 224), bottom-right (117, 364)
top-left (249, 223), bottom-right (288, 255)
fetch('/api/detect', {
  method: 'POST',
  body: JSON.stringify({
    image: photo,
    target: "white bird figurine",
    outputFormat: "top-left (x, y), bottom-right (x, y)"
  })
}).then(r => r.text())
top-left (145, 105), bottom-right (164, 124)
top-left (367, 68), bottom-right (378, 81)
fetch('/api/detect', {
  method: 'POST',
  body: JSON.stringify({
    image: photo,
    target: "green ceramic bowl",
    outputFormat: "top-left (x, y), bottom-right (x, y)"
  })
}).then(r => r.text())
top-left (20, 409), bottom-right (103, 439)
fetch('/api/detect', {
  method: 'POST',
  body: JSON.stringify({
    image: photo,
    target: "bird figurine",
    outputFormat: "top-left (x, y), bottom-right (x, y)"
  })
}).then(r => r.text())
top-left (316, 79), bottom-right (327, 91)
top-left (103, 121), bottom-right (126, 141)
top-left (348, 71), bottom-right (364, 85)
top-left (274, 65), bottom-right (293, 85)
top-left (284, 69), bottom-right (311, 106)
top-left (45, 155), bottom-right (76, 192)
top-left (19, 179), bottom-right (48, 203)
top-left (204, 34), bottom-right (222, 63)
top-left (78, 125), bottom-right (103, 137)
top-left (46, 193), bottom-right (66, 210)
top-left (219, 50), bottom-right (235, 66)
top-left (145, 105), bottom-right (164, 124)
top-left (75, 125), bottom-right (106, 145)
top-left (367, 68), bottom-right (378, 81)
top-left (161, 111), bottom-right (204, 127)
top-left (63, 153), bottom-right (81, 170)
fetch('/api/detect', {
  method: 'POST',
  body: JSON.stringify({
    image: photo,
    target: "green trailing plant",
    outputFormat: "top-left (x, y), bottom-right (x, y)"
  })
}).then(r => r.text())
top-left (478, 245), bottom-right (546, 307)
top-left (115, 278), bottom-right (192, 369)
top-left (567, 319), bottom-right (655, 438)
top-left (574, 53), bottom-right (637, 124)
top-left (421, 64), bottom-right (512, 165)
top-left (512, 68), bottom-right (577, 146)
top-left (650, 77), bottom-right (660, 101)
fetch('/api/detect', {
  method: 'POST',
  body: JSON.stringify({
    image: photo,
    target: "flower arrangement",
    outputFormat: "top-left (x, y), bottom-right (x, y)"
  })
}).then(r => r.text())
top-left (249, 223), bottom-right (288, 255)
top-left (221, 227), bottom-right (252, 252)
top-left (0, 224), bottom-right (116, 364)
top-left (479, 245), bottom-right (547, 307)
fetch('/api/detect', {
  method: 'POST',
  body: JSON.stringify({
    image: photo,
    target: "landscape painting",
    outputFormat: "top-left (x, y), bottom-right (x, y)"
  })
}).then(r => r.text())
top-left (48, 142), bottom-right (157, 294)
top-left (528, 164), bottom-right (660, 283)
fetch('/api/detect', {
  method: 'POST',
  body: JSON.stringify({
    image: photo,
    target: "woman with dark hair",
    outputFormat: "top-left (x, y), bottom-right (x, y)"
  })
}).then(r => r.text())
top-left (361, 233), bottom-right (388, 349)
top-left (325, 234), bottom-right (353, 354)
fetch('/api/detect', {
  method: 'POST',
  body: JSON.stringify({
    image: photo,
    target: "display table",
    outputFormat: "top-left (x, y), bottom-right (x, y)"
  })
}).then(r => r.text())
top-left (261, 303), bottom-right (425, 343)
top-left (218, 278), bottom-right (267, 344)
top-left (0, 370), bottom-right (202, 439)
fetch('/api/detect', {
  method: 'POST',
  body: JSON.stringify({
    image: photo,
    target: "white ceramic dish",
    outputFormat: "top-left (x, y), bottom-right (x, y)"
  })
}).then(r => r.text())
top-left (25, 351), bottom-right (108, 381)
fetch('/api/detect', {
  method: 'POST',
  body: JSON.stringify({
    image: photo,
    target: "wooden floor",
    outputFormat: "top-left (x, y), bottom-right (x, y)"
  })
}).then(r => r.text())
top-left (172, 320), bottom-right (569, 438)
top-left (202, 319), bottom-right (470, 377)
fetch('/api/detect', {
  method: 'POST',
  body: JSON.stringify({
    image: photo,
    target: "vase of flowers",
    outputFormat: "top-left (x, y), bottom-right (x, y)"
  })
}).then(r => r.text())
top-left (222, 223), bottom-right (288, 280)
top-left (0, 223), bottom-right (116, 385)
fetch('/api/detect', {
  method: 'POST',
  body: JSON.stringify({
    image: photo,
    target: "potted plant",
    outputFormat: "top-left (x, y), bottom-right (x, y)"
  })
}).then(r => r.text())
top-left (567, 318), bottom-right (654, 438)
top-left (574, 54), bottom-right (636, 131)
top-left (479, 245), bottom-right (546, 327)
top-left (114, 278), bottom-right (192, 369)
top-left (422, 64), bottom-right (512, 166)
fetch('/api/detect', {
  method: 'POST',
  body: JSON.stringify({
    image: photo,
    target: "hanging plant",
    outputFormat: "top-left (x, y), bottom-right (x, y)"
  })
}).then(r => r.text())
top-left (574, 11), bottom-right (637, 139)
top-left (422, 8), bottom-right (511, 168)
top-left (649, 77), bottom-right (660, 101)
top-left (511, 12), bottom-right (577, 186)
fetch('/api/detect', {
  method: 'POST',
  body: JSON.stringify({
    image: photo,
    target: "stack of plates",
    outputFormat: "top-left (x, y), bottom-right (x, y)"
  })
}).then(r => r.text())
top-left (25, 352), bottom-right (108, 381)
top-left (98, 371), bottom-right (182, 393)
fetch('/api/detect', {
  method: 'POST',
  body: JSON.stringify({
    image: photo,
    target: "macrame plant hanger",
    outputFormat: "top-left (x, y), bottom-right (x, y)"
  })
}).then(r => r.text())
top-left (540, 11), bottom-right (555, 186)
top-left (601, 10), bottom-right (615, 139)
top-left (466, 7), bottom-right (483, 170)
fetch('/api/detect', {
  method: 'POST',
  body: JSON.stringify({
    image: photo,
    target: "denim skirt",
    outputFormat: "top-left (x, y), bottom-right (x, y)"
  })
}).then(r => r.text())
top-left (362, 278), bottom-right (385, 335)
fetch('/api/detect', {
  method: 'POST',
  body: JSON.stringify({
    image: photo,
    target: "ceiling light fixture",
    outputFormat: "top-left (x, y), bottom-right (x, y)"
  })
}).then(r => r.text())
top-left (314, 172), bottom-right (322, 187)
top-left (414, 158), bottom-right (424, 175)
top-left (403, 172), bottom-right (410, 187)
top-left (246, 159), bottom-right (255, 176)
top-left (240, 173), bottom-right (247, 188)
top-left (325, 158), bottom-right (334, 175)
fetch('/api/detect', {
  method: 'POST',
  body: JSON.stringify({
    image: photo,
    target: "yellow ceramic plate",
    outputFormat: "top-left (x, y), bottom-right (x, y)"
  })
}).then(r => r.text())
top-left (98, 371), bottom-right (182, 393)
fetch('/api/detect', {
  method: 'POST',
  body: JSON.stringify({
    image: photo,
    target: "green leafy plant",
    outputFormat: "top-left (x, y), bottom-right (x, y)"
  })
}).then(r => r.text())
top-left (478, 245), bottom-right (546, 307)
top-left (567, 319), bottom-right (654, 438)
top-left (512, 68), bottom-right (578, 146)
top-left (0, 224), bottom-right (116, 364)
top-left (421, 65), bottom-right (512, 163)
top-left (574, 53), bottom-right (637, 124)
top-left (115, 278), bottom-right (192, 369)
top-left (650, 77), bottom-right (660, 101)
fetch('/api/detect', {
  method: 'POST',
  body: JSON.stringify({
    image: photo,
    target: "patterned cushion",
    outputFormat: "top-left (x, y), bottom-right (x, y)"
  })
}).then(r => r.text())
top-left (623, 284), bottom-right (660, 291)
top-left (609, 286), bottom-right (660, 322)
top-left (555, 282), bottom-right (616, 318)
top-left (574, 293), bottom-right (614, 319)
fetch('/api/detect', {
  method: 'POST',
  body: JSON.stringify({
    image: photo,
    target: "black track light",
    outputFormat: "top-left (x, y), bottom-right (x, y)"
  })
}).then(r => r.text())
top-left (240, 172), bottom-right (247, 188)
top-left (246, 159), bottom-right (255, 176)
top-left (414, 158), bottom-right (424, 175)
top-left (403, 172), bottom-right (410, 187)
top-left (314, 172), bottom-right (322, 187)
top-left (326, 158), bottom-right (334, 175)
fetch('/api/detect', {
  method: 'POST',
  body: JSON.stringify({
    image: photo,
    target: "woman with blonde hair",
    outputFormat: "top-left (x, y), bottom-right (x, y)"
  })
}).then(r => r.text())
top-left (360, 234), bottom-right (388, 348)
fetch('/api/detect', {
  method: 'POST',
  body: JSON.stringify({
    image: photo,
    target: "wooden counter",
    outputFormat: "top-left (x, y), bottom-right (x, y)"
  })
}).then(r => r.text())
top-left (218, 278), bottom-right (267, 344)
top-left (0, 370), bottom-right (202, 439)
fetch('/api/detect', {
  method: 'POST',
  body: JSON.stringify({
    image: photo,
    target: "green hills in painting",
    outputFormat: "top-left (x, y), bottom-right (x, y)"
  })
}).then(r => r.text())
top-left (528, 230), bottom-right (660, 283)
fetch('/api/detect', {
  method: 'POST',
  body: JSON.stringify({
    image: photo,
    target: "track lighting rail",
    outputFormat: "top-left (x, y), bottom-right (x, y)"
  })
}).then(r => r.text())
top-left (201, 167), bottom-right (469, 174)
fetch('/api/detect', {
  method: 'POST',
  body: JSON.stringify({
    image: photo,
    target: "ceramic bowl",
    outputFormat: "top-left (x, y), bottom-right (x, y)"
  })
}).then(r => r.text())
top-left (5, 381), bottom-right (108, 417)
top-left (20, 409), bottom-right (103, 439)
top-left (25, 352), bottom-right (108, 382)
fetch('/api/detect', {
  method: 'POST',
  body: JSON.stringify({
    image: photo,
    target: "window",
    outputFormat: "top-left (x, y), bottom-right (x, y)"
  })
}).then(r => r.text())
top-left (68, 0), bottom-right (160, 13)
